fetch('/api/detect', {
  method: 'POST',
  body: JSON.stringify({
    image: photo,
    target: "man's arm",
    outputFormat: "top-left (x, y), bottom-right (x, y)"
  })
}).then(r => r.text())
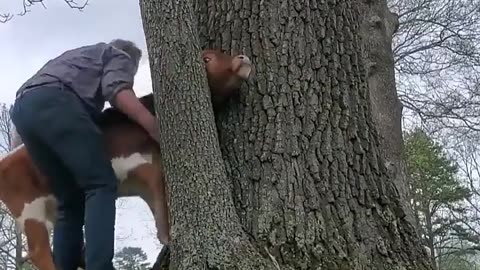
top-left (101, 46), bottom-right (159, 142)
top-left (110, 89), bottom-right (159, 142)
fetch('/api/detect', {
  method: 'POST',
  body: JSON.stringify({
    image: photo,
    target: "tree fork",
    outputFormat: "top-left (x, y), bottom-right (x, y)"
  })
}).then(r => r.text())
top-left (140, 0), bottom-right (278, 269)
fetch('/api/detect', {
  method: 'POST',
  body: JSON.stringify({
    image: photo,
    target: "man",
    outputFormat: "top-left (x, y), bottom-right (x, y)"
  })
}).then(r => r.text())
top-left (10, 39), bottom-right (159, 270)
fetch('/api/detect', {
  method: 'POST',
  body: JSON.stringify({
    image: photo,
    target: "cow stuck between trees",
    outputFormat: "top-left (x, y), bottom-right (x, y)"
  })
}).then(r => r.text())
top-left (0, 49), bottom-right (252, 270)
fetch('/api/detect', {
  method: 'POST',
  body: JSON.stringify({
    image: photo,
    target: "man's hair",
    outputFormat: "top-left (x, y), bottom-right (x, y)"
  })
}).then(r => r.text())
top-left (109, 39), bottom-right (142, 73)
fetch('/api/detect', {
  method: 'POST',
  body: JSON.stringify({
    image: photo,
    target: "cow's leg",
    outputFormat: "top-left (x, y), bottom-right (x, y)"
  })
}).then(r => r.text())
top-left (11, 132), bottom-right (85, 269)
top-left (130, 164), bottom-right (170, 245)
top-left (23, 219), bottom-right (56, 270)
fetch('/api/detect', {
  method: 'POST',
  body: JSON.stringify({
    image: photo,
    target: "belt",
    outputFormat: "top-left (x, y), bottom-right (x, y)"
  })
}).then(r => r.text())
top-left (15, 81), bottom-right (68, 100)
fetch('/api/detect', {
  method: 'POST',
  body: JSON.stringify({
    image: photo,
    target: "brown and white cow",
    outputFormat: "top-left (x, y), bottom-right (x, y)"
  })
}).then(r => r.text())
top-left (0, 49), bottom-right (252, 270)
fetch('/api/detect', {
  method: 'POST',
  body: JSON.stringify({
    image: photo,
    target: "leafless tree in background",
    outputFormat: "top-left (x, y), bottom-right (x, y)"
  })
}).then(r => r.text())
top-left (0, 104), bottom-right (13, 152)
top-left (0, 207), bottom-right (20, 269)
top-left (0, 0), bottom-right (88, 23)
top-left (389, 0), bottom-right (480, 135)
top-left (451, 139), bottom-right (480, 238)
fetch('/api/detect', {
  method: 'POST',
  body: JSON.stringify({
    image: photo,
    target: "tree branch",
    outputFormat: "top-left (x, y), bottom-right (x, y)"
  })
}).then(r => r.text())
top-left (1, 0), bottom-right (89, 22)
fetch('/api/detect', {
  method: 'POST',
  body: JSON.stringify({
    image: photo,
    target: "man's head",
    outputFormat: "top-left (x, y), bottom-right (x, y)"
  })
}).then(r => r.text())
top-left (109, 39), bottom-right (142, 74)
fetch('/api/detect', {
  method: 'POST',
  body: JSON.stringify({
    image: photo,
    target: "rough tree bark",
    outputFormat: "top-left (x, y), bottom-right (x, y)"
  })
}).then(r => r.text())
top-left (141, 0), bottom-right (433, 269)
top-left (140, 1), bottom-right (276, 269)
top-left (357, 1), bottom-right (417, 227)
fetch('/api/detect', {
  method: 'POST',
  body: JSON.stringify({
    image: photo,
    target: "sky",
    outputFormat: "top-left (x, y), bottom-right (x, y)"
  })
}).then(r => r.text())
top-left (0, 0), bottom-right (160, 264)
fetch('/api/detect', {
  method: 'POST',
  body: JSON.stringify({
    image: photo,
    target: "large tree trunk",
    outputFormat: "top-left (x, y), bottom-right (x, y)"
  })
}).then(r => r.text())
top-left (357, 0), bottom-right (416, 227)
top-left (140, 1), bottom-right (276, 269)
top-left (141, 0), bottom-right (433, 269)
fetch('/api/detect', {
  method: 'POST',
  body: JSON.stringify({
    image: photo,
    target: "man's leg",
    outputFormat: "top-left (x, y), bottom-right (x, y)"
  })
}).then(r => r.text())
top-left (12, 93), bottom-right (85, 270)
top-left (29, 140), bottom-right (85, 270)
top-left (12, 86), bottom-right (118, 270)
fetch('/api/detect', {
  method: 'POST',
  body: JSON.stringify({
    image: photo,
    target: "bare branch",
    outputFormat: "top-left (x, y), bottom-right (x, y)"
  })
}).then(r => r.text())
top-left (64, 0), bottom-right (88, 10)
top-left (0, 14), bottom-right (13, 23)
top-left (388, 0), bottom-right (480, 136)
top-left (1, 0), bottom-right (89, 22)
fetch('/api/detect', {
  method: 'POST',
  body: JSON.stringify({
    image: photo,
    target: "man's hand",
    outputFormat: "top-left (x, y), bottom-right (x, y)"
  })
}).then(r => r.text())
top-left (110, 89), bottom-right (160, 144)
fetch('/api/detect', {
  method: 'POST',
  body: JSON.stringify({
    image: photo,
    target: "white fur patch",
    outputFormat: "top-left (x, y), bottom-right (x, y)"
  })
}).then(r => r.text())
top-left (11, 151), bottom-right (152, 233)
top-left (17, 195), bottom-right (56, 233)
top-left (238, 56), bottom-right (252, 79)
top-left (111, 153), bottom-right (153, 181)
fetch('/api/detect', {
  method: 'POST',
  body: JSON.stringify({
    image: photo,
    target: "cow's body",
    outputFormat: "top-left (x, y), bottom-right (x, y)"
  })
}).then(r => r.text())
top-left (0, 94), bottom-right (167, 270)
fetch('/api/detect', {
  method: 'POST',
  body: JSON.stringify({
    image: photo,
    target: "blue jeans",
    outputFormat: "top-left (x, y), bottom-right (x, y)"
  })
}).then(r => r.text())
top-left (11, 85), bottom-right (117, 270)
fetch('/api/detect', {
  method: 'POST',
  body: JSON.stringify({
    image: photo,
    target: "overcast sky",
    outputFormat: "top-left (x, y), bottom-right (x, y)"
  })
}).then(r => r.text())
top-left (0, 0), bottom-right (160, 264)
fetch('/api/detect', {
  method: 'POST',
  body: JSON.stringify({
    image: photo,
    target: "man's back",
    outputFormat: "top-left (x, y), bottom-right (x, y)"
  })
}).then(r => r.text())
top-left (17, 42), bottom-right (136, 113)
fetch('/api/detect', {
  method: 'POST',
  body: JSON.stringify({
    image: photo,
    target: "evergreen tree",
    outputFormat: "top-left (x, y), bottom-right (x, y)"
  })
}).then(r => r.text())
top-left (113, 246), bottom-right (150, 270)
top-left (405, 128), bottom-right (477, 269)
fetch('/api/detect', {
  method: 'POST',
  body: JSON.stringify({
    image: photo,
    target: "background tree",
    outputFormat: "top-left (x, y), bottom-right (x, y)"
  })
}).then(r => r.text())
top-left (435, 238), bottom-right (480, 270)
top-left (378, 0), bottom-right (480, 266)
top-left (0, 104), bottom-right (14, 152)
top-left (113, 246), bottom-right (150, 270)
top-left (0, 204), bottom-right (20, 269)
top-left (389, 0), bottom-right (480, 133)
top-left (448, 138), bottom-right (480, 256)
top-left (436, 240), bottom-right (480, 270)
top-left (0, 0), bottom-right (88, 23)
top-left (404, 129), bottom-right (478, 269)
